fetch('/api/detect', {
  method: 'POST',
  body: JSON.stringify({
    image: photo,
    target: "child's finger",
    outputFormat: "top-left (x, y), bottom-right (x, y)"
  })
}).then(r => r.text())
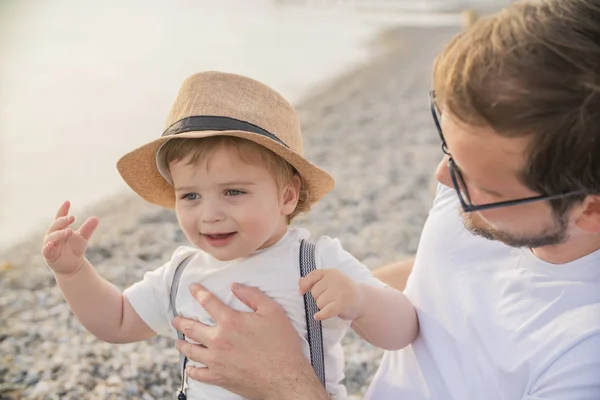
top-left (45, 228), bottom-right (73, 245)
top-left (308, 278), bottom-right (329, 300)
top-left (55, 201), bottom-right (70, 219)
top-left (47, 215), bottom-right (75, 234)
top-left (314, 302), bottom-right (339, 321)
top-left (77, 217), bottom-right (99, 240)
top-left (42, 241), bottom-right (57, 259)
top-left (314, 288), bottom-right (336, 310)
top-left (298, 269), bottom-right (325, 294)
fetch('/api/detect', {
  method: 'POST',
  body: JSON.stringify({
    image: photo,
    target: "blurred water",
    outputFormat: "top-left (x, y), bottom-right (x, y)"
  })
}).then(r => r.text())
top-left (0, 0), bottom-right (387, 251)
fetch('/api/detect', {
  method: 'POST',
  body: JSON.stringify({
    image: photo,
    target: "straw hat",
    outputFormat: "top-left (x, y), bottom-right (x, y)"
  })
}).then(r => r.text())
top-left (117, 71), bottom-right (335, 209)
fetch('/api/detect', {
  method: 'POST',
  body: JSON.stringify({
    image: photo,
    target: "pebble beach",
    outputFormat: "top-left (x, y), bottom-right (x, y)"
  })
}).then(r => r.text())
top-left (0, 26), bottom-right (460, 399)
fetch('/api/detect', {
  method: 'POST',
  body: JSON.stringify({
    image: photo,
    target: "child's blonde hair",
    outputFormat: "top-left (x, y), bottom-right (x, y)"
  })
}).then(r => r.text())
top-left (161, 136), bottom-right (311, 221)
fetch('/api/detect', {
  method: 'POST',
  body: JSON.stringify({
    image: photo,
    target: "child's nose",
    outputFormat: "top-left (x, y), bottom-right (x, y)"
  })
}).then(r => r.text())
top-left (201, 201), bottom-right (224, 223)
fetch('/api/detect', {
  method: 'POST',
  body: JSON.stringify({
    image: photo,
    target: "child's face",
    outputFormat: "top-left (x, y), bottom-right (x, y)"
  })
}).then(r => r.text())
top-left (170, 145), bottom-right (299, 261)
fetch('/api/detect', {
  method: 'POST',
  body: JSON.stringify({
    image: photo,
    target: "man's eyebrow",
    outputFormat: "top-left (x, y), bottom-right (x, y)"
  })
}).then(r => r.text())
top-left (456, 165), bottom-right (503, 197)
top-left (466, 178), bottom-right (503, 197)
top-left (478, 186), bottom-right (503, 197)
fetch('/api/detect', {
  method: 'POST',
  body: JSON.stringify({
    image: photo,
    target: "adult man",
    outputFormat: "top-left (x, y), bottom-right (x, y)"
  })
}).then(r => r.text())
top-left (172, 1), bottom-right (600, 398)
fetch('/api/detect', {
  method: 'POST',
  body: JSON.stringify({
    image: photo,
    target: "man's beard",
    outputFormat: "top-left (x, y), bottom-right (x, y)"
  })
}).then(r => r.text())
top-left (461, 209), bottom-right (569, 248)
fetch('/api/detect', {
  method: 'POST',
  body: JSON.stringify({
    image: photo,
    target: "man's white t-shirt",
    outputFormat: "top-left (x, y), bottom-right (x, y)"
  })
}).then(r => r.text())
top-left (366, 184), bottom-right (600, 399)
top-left (124, 228), bottom-right (385, 400)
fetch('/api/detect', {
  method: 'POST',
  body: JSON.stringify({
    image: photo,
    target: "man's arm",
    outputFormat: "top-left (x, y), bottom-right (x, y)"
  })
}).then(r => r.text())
top-left (174, 283), bottom-right (332, 400)
top-left (373, 256), bottom-right (415, 291)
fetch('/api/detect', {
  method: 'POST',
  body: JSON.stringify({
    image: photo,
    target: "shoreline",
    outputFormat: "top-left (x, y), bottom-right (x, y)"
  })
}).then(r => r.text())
top-left (0, 0), bottom-right (382, 254)
top-left (0, 24), bottom-right (402, 266)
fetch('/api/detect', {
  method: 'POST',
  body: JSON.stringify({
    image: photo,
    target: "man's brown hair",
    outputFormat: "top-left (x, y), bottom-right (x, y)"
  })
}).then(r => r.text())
top-left (433, 0), bottom-right (600, 212)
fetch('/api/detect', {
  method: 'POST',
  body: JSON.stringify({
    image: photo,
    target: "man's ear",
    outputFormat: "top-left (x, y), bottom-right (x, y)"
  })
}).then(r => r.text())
top-left (281, 175), bottom-right (301, 216)
top-left (575, 195), bottom-right (600, 233)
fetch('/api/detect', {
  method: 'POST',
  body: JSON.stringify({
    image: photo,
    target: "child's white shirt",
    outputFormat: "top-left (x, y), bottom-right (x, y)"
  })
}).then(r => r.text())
top-left (124, 228), bottom-right (386, 400)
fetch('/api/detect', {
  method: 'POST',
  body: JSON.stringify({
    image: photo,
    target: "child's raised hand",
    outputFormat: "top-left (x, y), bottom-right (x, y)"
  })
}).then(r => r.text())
top-left (298, 269), bottom-right (364, 321)
top-left (41, 201), bottom-right (99, 276)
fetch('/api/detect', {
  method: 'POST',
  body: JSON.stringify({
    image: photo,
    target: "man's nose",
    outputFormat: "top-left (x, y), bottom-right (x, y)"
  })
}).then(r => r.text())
top-left (435, 156), bottom-right (452, 188)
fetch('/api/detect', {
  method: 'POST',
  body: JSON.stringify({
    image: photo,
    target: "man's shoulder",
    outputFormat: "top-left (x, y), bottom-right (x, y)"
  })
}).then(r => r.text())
top-left (539, 301), bottom-right (600, 354)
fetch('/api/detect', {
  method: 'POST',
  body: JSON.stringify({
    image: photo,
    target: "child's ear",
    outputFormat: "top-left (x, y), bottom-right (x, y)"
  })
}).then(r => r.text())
top-left (281, 175), bottom-right (301, 216)
top-left (575, 195), bottom-right (600, 233)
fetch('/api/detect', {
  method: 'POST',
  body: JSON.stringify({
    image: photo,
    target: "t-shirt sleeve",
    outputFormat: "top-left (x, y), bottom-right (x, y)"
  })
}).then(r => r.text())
top-left (524, 334), bottom-right (600, 400)
top-left (123, 246), bottom-right (197, 337)
top-left (315, 236), bottom-right (386, 288)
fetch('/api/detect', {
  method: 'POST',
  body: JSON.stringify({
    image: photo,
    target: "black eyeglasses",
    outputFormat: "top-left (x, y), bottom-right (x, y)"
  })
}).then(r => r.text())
top-left (428, 90), bottom-right (586, 213)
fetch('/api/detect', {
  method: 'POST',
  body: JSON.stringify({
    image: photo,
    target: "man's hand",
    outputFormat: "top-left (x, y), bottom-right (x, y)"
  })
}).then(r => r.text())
top-left (172, 283), bottom-right (330, 400)
top-left (298, 269), bottom-right (364, 321)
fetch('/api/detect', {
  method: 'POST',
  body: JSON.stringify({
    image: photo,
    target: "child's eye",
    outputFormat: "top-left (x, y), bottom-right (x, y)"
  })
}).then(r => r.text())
top-left (225, 189), bottom-right (245, 197)
top-left (181, 193), bottom-right (200, 201)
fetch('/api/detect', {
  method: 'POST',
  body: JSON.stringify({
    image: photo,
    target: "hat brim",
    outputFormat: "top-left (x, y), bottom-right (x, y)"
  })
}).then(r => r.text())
top-left (116, 130), bottom-right (335, 208)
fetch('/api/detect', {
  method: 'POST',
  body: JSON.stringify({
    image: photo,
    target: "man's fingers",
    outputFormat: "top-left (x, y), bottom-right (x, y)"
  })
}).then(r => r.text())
top-left (314, 302), bottom-right (339, 321)
top-left (176, 340), bottom-right (221, 384)
top-left (45, 228), bottom-right (73, 245)
top-left (185, 365), bottom-right (213, 385)
top-left (231, 283), bottom-right (281, 314)
top-left (47, 215), bottom-right (75, 234)
top-left (298, 269), bottom-right (325, 295)
top-left (172, 316), bottom-right (213, 346)
top-left (55, 201), bottom-right (70, 219)
top-left (77, 217), bottom-right (99, 240)
top-left (176, 339), bottom-right (210, 364)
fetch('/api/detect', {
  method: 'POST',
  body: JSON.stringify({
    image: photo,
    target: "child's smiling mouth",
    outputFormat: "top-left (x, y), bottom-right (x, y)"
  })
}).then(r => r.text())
top-left (202, 232), bottom-right (237, 247)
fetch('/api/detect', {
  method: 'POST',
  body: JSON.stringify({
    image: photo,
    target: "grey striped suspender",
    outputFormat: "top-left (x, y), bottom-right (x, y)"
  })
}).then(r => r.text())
top-left (169, 239), bottom-right (326, 399)
top-left (298, 239), bottom-right (326, 388)
top-left (170, 255), bottom-right (193, 400)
